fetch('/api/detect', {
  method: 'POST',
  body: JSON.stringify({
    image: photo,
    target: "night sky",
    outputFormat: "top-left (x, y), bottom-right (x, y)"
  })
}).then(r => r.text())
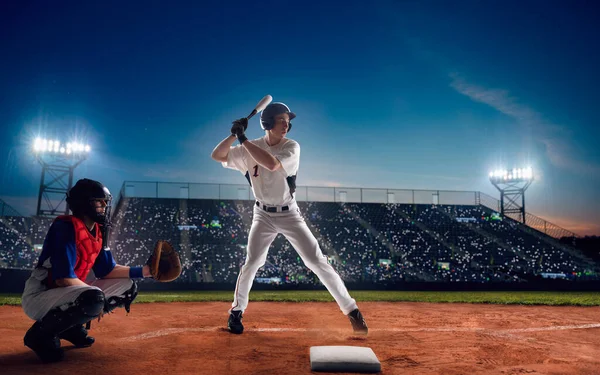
top-left (1, 0), bottom-right (599, 235)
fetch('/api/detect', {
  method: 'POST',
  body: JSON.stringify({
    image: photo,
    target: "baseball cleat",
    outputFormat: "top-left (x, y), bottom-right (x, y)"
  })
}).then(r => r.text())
top-left (24, 322), bottom-right (64, 363)
top-left (228, 310), bottom-right (244, 334)
top-left (348, 308), bottom-right (368, 335)
top-left (59, 324), bottom-right (95, 348)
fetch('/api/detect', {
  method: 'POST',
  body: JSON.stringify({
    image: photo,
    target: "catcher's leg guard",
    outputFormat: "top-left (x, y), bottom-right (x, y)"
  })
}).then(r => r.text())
top-left (104, 280), bottom-right (138, 314)
top-left (38, 289), bottom-right (105, 334)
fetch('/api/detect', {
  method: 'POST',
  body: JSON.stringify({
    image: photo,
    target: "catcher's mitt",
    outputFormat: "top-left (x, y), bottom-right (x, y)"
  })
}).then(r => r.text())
top-left (146, 240), bottom-right (182, 282)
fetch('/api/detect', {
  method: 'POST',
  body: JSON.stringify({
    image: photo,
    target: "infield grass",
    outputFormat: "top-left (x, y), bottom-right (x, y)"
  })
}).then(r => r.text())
top-left (1, 290), bottom-right (599, 306)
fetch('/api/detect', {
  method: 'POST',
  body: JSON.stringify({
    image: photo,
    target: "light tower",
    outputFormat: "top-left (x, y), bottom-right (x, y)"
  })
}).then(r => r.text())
top-left (489, 167), bottom-right (534, 224)
top-left (33, 138), bottom-right (91, 217)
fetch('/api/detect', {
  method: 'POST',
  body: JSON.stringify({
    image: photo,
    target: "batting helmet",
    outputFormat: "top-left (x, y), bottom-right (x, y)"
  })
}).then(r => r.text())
top-left (66, 178), bottom-right (113, 224)
top-left (260, 102), bottom-right (296, 131)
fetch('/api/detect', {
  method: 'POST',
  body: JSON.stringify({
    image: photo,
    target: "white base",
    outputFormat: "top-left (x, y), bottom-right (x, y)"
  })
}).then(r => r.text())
top-left (310, 346), bottom-right (381, 373)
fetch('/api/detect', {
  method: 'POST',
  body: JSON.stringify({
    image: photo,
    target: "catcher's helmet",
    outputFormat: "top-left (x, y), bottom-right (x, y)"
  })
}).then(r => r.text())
top-left (66, 178), bottom-right (112, 224)
top-left (260, 102), bottom-right (296, 131)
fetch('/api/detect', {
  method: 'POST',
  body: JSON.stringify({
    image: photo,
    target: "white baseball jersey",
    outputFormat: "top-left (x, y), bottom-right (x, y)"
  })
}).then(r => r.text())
top-left (222, 136), bottom-right (300, 206)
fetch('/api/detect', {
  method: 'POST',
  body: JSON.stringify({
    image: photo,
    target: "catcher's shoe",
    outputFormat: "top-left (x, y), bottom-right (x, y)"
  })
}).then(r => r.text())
top-left (228, 310), bottom-right (244, 334)
top-left (59, 324), bottom-right (95, 348)
top-left (348, 309), bottom-right (368, 335)
top-left (24, 322), bottom-right (64, 363)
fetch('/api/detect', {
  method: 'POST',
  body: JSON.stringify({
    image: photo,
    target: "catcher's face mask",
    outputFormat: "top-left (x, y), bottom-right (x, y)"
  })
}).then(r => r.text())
top-left (89, 197), bottom-right (112, 225)
top-left (67, 178), bottom-right (113, 225)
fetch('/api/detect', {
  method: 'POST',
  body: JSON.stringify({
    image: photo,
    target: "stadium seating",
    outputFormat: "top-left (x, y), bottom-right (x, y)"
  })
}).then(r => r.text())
top-left (1, 199), bottom-right (596, 284)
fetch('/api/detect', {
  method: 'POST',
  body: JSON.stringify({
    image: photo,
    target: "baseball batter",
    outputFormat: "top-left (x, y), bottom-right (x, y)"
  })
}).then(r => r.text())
top-left (21, 178), bottom-right (150, 362)
top-left (211, 100), bottom-right (368, 335)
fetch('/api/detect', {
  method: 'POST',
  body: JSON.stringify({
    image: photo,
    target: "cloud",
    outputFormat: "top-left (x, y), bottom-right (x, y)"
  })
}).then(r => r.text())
top-left (535, 214), bottom-right (600, 237)
top-left (300, 156), bottom-right (471, 189)
top-left (449, 73), bottom-right (600, 175)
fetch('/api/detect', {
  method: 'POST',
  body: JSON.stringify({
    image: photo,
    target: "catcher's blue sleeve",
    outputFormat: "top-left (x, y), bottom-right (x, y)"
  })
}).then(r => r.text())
top-left (92, 249), bottom-right (116, 278)
top-left (37, 220), bottom-right (77, 280)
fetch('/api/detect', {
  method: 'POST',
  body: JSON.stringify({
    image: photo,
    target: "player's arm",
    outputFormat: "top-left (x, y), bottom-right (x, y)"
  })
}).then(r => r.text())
top-left (101, 264), bottom-right (152, 279)
top-left (272, 140), bottom-right (300, 175)
top-left (93, 245), bottom-right (151, 279)
top-left (211, 135), bottom-right (238, 163)
top-left (242, 141), bottom-right (282, 171)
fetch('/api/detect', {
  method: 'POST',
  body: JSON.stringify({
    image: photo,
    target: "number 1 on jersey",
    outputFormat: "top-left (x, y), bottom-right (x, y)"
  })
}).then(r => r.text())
top-left (253, 165), bottom-right (259, 177)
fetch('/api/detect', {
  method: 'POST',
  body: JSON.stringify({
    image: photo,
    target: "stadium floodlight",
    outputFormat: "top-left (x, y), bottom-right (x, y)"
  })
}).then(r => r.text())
top-left (488, 166), bottom-right (534, 225)
top-left (33, 138), bottom-right (92, 156)
top-left (32, 136), bottom-right (92, 217)
top-left (488, 167), bottom-right (533, 184)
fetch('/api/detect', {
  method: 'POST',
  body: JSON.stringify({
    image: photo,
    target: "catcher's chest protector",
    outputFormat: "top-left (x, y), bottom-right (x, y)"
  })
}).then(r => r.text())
top-left (55, 216), bottom-right (103, 281)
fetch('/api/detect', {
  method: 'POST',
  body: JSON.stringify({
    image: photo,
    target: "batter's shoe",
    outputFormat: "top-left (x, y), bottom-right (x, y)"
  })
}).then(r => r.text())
top-left (59, 324), bottom-right (95, 348)
top-left (24, 322), bottom-right (64, 363)
top-left (348, 309), bottom-right (368, 335)
top-left (228, 310), bottom-right (244, 334)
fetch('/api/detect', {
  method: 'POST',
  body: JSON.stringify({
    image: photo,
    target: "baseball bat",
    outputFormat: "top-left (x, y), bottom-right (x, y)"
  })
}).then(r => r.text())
top-left (246, 95), bottom-right (272, 120)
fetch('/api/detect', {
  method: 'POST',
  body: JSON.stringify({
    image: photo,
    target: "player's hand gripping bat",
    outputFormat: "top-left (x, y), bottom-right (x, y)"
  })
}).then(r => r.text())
top-left (230, 95), bottom-right (272, 139)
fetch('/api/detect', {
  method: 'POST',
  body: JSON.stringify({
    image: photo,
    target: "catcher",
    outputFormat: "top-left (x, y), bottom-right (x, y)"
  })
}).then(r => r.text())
top-left (21, 178), bottom-right (181, 363)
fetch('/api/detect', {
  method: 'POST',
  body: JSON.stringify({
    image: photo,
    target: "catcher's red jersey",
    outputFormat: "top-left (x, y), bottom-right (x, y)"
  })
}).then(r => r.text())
top-left (53, 215), bottom-right (103, 282)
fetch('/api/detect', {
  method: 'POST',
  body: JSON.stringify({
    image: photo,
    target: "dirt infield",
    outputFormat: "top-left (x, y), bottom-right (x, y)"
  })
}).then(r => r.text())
top-left (1, 301), bottom-right (599, 374)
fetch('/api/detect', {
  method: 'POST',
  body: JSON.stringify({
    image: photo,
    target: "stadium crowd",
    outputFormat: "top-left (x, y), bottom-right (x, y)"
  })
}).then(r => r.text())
top-left (1, 198), bottom-right (596, 284)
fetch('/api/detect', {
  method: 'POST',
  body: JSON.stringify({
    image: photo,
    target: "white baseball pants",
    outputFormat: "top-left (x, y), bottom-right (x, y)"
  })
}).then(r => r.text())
top-left (231, 203), bottom-right (358, 315)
